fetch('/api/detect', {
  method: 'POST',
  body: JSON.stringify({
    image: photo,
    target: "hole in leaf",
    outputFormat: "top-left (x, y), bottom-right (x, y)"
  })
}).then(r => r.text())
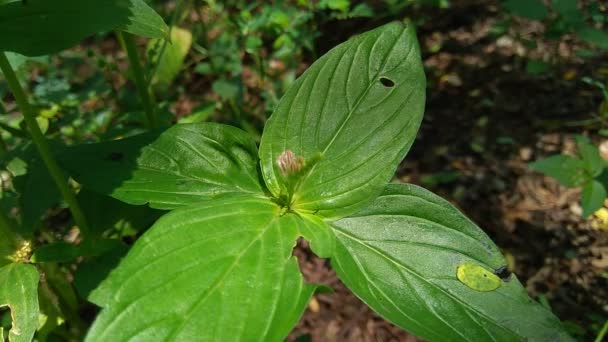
top-left (379, 77), bottom-right (395, 88)
top-left (494, 265), bottom-right (512, 281)
top-left (292, 238), bottom-right (332, 285)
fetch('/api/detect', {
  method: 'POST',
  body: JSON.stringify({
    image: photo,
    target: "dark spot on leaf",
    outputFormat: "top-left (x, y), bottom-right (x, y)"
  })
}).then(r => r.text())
top-left (494, 265), bottom-right (512, 281)
top-left (379, 77), bottom-right (395, 88)
top-left (106, 152), bottom-right (124, 162)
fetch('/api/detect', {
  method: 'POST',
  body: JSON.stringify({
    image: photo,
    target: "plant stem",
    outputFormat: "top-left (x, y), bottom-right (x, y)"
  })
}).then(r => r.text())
top-left (0, 52), bottom-right (90, 238)
top-left (596, 320), bottom-right (608, 342)
top-left (118, 31), bottom-right (158, 129)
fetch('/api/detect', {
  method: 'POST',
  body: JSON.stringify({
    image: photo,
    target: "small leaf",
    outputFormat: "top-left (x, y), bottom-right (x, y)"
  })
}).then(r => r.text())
top-left (0, 264), bottom-right (39, 342)
top-left (60, 123), bottom-right (263, 209)
top-left (576, 26), bottom-right (608, 50)
top-left (330, 183), bottom-right (573, 341)
top-left (581, 179), bottom-right (606, 218)
top-left (553, 0), bottom-right (577, 17)
top-left (456, 263), bottom-right (502, 292)
top-left (148, 27), bottom-right (193, 90)
top-left (552, 0), bottom-right (583, 26)
top-left (85, 194), bottom-right (315, 341)
top-left (529, 155), bottom-right (586, 187)
top-left (259, 22), bottom-right (426, 219)
top-left (212, 79), bottom-right (239, 100)
top-left (503, 0), bottom-right (549, 20)
top-left (121, 0), bottom-right (169, 40)
top-left (575, 135), bottom-right (605, 177)
top-left (0, 0), bottom-right (168, 56)
top-left (177, 103), bottom-right (215, 124)
top-left (526, 59), bottom-right (551, 75)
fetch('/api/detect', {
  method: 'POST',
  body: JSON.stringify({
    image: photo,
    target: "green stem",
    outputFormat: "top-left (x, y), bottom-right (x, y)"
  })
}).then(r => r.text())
top-left (0, 52), bottom-right (90, 238)
top-left (118, 31), bottom-right (158, 129)
top-left (596, 320), bottom-right (608, 342)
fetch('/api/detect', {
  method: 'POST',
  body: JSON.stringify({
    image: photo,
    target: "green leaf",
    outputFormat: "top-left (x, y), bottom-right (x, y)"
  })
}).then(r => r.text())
top-left (86, 194), bottom-right (316, 341)
top-left (553, 0), bottom-right (577, 16)
top-left (148, 27), bottom-right (193, 91)
top-left (576, 26), bottom-right (608, 50)
top-left (73, 244), bottom-right (129, 300)
top-left (0, 0), bottom-right (168, 56)
top-left (330, 183), bottom-right (573, 341)
top-left (529, 155), bottom-right (586, 187)
top-left (581, 179), bottom-right (606, 217)
top-left (503, 0), bottom-right (549, 20)
top-left (349, 3), bottom-right (375, 18)
top-left (120, 0), bottom-right (169, 40)
top-left (19, 159), bottom-right (60, 235)
top-left (60, 123), bottom-right (263, 209)
top-left (526, 59), bottom-right (551, 75)
top-left (31, 239), bottom-right (124, 263)
top-left (321, 0), bottom-right (351, 11)
top-left (77, 188), bottom-right (163, 237)
top-left (177, 103), bottom-right (215, 124)
top-left (212, 79), bottom-right (239, 100)
top-left (297, 213), bottom-right (335, 258)
top-left (5, 143), bottom-right (62, 235)
top-left (0, 264), bottom-right (39, 342)
top-left (552, 0), bottom-right (583, 26)
top-left (575, 136), bottom-right (605, 177)
top-left (259, 22), bottom-right (425, 219)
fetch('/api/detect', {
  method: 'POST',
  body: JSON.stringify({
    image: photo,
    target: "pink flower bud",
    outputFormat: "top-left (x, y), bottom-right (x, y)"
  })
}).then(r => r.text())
top-left (277, 150), bottom-right (304, 176)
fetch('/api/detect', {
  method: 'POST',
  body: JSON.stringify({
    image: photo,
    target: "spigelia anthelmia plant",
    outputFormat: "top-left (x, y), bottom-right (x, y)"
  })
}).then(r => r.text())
top-left (1, 13), bottom-right (573, 340)
top-left (60, 22), bottom-right (573, 341)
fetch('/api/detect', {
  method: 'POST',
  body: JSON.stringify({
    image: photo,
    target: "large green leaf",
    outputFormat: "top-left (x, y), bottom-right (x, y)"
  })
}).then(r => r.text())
top-left (86, 194), bottom-right (316, 341)
top-left (0, 0), bottom-right (168, 56)
top-left (330, 183), bottom-right (572, 341)
top-left (60, 123), bottom-right (263, 209)
top-left (0, 264), bottom-right (39, 342)
top-left (259, 22), bottom-right (426, 219)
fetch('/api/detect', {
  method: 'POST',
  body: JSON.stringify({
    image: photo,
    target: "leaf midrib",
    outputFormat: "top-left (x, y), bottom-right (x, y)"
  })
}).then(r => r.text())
top-left (291, 25), bottom-right (410, 200)
top-left (162, 214), bottom-right (282, 341)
